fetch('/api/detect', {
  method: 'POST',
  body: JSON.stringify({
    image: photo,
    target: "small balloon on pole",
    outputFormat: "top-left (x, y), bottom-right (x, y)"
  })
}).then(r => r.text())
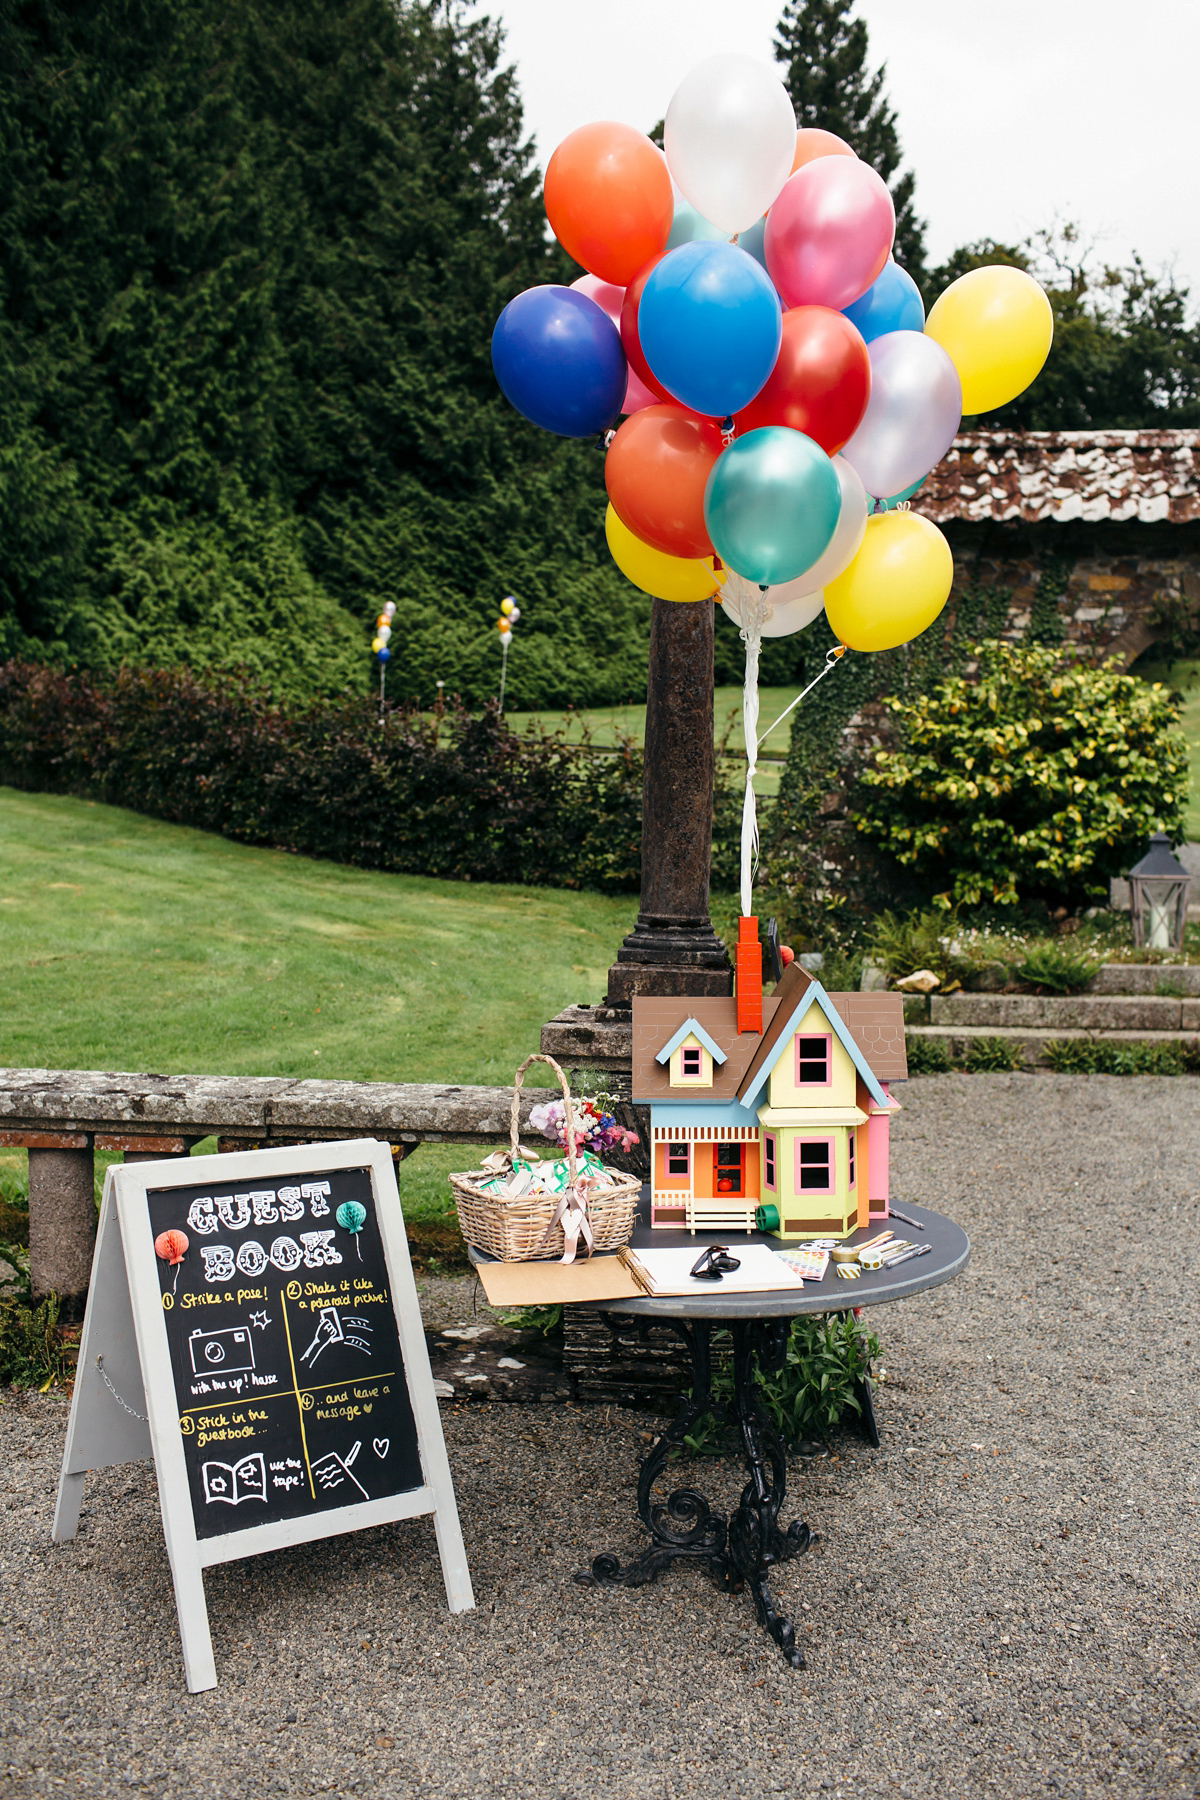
top-left (496, 596), bottom-right (520, 711)
top-left (371, 601), bottom-right (397, 724)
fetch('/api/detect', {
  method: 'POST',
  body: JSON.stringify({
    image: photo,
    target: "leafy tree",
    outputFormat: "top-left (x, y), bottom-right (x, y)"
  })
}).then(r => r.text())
top-left (0, 0), bottom-right (648, 704)
top-left (925, 225), bottom-right (1200, 428)
top-left (773, 0), bottom-right (926, 284)
top-left (851, 641), bottom-right (1187, 908)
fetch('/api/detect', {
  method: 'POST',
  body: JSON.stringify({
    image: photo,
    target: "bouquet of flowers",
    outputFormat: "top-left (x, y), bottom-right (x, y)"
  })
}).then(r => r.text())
top-left (528, 1092), bottom-right (639, 1158)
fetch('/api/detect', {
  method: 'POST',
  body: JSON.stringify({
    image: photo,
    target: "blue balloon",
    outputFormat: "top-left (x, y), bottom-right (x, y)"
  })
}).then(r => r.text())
top-left (666, 200), bottom-right (726, 250)
top-left (377, 645), bottom-right (391, 662)
top-left (737, 215), bottom-right (768, 272)
top-left (491, 286), bottom-right (626, 438)
top-left (638, 242), bottom-right (782, 419)
top-left (704, 428), bottom-right (841, 587)
top-left (842, 259), bottom-right (925, 344)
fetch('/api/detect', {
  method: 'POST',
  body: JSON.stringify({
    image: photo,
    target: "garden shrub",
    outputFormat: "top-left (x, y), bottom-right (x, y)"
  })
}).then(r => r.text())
top-left (904, 1036), bottom-right (951, 1075)
top-left (1043, 1039), bottom-right (1187, 1076)
top-left (685, 1314), bottom-right (880, 1452)
top-left (1016, 943), bottom-right (1101, 993)
top-left (963, 1036), bottom-right (1025, 1073)
top-left (0, 660), bottom-right (747, 896)
top-left (852, 641), bottom-right (1187, 909)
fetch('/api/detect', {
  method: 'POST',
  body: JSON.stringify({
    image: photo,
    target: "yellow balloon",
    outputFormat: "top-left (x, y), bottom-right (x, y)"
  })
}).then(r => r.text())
top-left (605, 505), bottom-right (726, 604)
top-left (824, 511), bottom-right (953, 652)
top-left (924, 265), bottom-right (1053, 415)
top-left (500, 596), bottom-right (515, 616)
top-left (371, 636), bottom-right (383, 652)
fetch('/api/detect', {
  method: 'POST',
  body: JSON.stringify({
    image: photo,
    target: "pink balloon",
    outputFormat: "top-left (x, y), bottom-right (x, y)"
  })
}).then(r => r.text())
top-left (765, 159), bottom-right (895, 311)
top-left (571, 273), bottom-right (624, 323)
top-left (572, 274), bottom-right (656, 412)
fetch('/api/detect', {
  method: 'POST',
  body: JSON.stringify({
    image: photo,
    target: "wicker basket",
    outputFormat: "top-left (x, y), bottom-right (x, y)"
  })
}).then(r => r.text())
top-left (450, 1053), bottom-right (640, 1262)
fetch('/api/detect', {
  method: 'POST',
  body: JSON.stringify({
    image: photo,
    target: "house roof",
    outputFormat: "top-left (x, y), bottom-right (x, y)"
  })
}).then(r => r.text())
top-left (654, 1017), bottom-right (728, 1066)
top-left (631, 977), bottom-right (907, 1106)
top-left (914, 430), bottom-right (1200, 526)
top-left (736, 980), bottom-right (890, 1111)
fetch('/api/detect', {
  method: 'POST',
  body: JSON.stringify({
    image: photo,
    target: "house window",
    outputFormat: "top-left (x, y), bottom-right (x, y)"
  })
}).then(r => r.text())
top-left (715, 1143), bottom-right (743, 1194)
top-left (666, 1143), bottom-right (690, 1177)
top-left (764, 1134), bottom-right (777, 1191)
top-left (795, 1138), bottom-right (833, 1193)
top-left (848, 1131), bottom-right (856, 1189)
top-left (795, 1034), bottom-right (831, 1085)
top-left (681, 1045), bottom-right (702, 1078)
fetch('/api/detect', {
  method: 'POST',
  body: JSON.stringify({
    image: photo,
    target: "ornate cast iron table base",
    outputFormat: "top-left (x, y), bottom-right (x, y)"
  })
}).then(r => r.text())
top-left (576, 1318), bottom-right (816, 1668)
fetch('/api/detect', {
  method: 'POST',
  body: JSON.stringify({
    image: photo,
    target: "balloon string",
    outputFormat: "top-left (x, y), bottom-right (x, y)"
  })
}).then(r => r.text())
top-left (727, 573), bottom-right (772, 918)
top-left (757, 643), bottom-right (848, 749)
top-left (172, 1261), bottom-right (182, 1295)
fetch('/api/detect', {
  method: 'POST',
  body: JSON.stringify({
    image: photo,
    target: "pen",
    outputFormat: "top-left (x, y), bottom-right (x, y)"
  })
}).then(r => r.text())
top-left (887, 1207), bottom-right (924, 1231)
top-left (887, 1244), bottom-right (931, 1268)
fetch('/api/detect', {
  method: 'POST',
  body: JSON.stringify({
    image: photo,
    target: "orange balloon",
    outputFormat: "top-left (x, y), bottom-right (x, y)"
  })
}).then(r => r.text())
top-left (544, 123), bottom-right (673, 286)
top-left (791, 128), bottom-right (857, 173)
top-left (605, 404), bottom-right (725, 560)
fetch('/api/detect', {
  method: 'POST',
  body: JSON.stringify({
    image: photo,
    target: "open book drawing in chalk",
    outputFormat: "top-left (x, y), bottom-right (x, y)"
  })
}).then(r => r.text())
top-left (201, 1453), bottom-right (268, 1507)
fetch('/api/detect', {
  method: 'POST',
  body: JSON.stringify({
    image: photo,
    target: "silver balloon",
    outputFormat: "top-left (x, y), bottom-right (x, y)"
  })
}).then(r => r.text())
top-left (841, 332), bottom-right (962, 500)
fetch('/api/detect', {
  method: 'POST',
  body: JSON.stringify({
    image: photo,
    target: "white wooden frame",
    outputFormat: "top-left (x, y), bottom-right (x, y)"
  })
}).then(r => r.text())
top-left (52, 1138), bottom-right (473, 1692)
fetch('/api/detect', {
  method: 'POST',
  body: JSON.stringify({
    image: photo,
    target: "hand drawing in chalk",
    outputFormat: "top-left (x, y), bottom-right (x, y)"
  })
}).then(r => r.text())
top-left (202, 1452), bottom-right (268, 1507)
top-left (372, 1438), bottom-right (390, 1459)
top-left (299, 1308), bottom-right (374, 1367)
top-left (154, 1228), bottom-right (190, 1294)
top-left (335, 1201), bottom-right (367, 1260)
top-left (311, 1441), bottom-right (368, 1501)
top-left (249, 1310), bottom-right (272, 1331)
top-left (189, 1325), bottom-right (255, 1376)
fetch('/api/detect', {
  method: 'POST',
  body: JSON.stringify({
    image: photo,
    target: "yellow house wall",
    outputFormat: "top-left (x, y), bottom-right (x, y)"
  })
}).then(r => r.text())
top-left (763, 1125), bottom-right (856, 1240)
top-left (668, 1032), bottom-right (713, 1088)
top-left (767, 999), bottom-right (857, 1110)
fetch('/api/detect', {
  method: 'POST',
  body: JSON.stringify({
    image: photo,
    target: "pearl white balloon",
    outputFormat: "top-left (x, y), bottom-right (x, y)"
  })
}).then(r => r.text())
top-left (721, 583), bottom-right (825, 638)
top-left (841, 332), bottom-right (962, 500)
top-left (377, 624), bottom-right (392, 645)
top-left (664, 55), bottom-right (796, 236)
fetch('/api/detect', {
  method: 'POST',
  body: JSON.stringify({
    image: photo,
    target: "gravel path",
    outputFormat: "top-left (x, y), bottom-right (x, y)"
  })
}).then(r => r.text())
top-left (2, 1073), bottom-right (1198, 1799)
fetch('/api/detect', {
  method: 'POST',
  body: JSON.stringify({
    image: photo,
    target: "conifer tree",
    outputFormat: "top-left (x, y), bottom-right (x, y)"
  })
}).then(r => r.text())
top-left (773, 0), bottom-right (926, 285)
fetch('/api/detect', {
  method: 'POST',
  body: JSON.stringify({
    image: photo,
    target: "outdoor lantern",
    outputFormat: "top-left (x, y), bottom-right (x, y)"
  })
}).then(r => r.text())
top-left (1127, 833), bottom-right (1191, 952)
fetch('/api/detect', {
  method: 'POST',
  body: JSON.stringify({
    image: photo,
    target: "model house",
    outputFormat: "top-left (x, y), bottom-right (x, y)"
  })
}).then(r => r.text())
top-left (631, 960), bottom-right (907, 1241)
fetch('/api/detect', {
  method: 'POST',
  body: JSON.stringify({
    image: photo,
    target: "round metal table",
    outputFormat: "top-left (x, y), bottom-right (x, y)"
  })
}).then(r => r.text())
top-left (474, 1199), bottom-right (969, 1668)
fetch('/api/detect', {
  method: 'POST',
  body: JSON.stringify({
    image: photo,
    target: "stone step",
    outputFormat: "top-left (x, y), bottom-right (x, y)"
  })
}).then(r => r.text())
top-left (930, 992), bottom-right (1200, 1031)
top-left (908, 1024), bottom-right (1200, 1069)
top-left (1088, 963), bottom-right (1200, 995)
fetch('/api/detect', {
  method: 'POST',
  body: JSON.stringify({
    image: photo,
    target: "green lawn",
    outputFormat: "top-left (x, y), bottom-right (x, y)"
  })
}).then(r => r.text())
top-left (507, 683), bottom-right (803, 798)
top-left (0, 787), bottom-right (638, 1085)
top-left (1136, 660), bottom-right (1200, 840)
top-left (0, 787), bottom-right (646, 1226)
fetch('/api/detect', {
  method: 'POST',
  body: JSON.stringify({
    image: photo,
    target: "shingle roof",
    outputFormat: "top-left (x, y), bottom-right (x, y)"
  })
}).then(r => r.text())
top-left (915, 430), bottom-right (1200, 526)
top-left (631, 977), bottom-right (907, 1105)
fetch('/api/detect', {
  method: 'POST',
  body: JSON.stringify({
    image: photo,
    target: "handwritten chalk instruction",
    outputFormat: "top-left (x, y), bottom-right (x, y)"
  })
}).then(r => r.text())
top-left (148, 1167), bottom-right (423, 1541)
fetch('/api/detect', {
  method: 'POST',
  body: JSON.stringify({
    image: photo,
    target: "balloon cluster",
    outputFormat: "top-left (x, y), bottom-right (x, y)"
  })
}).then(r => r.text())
top-left (371, 601), bottom-right (397, 665)
top-left (491, 53), bottom-right (1053, 656)
top-left (497, 594), bottom-right (521, 647)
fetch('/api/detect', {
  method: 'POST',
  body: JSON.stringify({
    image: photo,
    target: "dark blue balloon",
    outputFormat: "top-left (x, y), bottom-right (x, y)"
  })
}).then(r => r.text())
top-left (842, 259), bottom-right (925, 344)
top-left (377, 646), bottom-right (391, 662)
top-left (491, 286), bottom-right (626, 438)
top-left (638, 242), bottom-right (783, 419)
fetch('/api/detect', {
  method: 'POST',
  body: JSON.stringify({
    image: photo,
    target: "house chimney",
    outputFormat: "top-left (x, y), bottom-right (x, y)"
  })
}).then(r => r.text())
top-left (735, 916), bottom-right (763, 1034)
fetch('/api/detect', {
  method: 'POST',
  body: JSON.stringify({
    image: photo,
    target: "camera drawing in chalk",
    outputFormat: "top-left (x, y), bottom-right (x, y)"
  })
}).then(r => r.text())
top-left (300, 1307), bottom-right (373, 1368)
top-left (189, 1325), bottom-right (256, 1376)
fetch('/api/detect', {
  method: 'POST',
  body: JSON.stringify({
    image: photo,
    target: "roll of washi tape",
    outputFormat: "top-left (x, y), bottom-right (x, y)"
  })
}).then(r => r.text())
top-left (858, 1247), bottom-right (885, 1270)
top-left (831, 1245), bottom-right (859, 1265)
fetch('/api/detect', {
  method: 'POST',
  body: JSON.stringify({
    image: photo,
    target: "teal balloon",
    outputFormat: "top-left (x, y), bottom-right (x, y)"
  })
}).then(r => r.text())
top-left (872, 476), bottom-right (926, 510)
top-left (336, 1202), bottom-right (367, 1235)
top-left (704, 428), bottom-right (842, 587)
top-left (666, 200), bottom-right (726, 250)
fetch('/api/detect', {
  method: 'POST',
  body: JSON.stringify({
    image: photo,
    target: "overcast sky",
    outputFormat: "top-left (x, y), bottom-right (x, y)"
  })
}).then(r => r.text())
top-left (483, 0), bottom-right (1200, 300)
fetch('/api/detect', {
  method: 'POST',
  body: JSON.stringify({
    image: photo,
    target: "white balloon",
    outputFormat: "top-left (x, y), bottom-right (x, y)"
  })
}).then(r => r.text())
top-left (721, 584), bottom-right (825, 639)
top-left (841, 332), bottom-right (962, 500)
top-left (383, 601), bottom-right (396, 618)
top-left (377, 623), bottom-right (392, 645)
top-left (664, 55), bottom-right (796, 236)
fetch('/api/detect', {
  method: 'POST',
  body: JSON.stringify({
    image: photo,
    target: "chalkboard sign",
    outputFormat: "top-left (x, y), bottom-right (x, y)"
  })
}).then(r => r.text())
top-left (53, 1139), bottom-right (472, 1693)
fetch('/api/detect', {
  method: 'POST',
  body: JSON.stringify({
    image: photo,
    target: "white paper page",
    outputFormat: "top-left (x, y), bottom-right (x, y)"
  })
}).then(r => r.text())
top-left (628, 1244), bottom-right (805, 1295)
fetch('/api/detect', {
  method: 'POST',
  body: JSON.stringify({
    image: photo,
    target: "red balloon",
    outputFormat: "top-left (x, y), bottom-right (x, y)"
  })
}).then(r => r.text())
top-left (154, 1228), bottom-right (189, 1266)
top-left (619, 255), bottom-right (671, 403)
top-left (734, 306), bottom-right (871, 453)
top-left (605, 404), bottom-right (726, 559)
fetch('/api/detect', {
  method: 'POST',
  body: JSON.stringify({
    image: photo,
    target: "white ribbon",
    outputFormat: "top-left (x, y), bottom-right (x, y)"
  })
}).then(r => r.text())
top-left (540, 1178), bottom-right (597, 1264)
top-left (724, 572), bottom-right (773, 919)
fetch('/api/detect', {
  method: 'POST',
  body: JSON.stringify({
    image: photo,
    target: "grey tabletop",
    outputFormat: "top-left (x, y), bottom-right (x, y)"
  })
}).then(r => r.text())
top-left (469, 1194), bottom-right (970, 1321)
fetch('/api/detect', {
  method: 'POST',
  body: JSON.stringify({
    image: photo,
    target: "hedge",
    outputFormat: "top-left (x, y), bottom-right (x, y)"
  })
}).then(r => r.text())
top-left (0, 661), bottom-right (742, 896)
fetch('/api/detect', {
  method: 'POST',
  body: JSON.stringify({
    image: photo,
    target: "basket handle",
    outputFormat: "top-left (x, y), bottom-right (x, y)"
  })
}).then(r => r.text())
top-left (511, 1053), bottom-right (579, 1185)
